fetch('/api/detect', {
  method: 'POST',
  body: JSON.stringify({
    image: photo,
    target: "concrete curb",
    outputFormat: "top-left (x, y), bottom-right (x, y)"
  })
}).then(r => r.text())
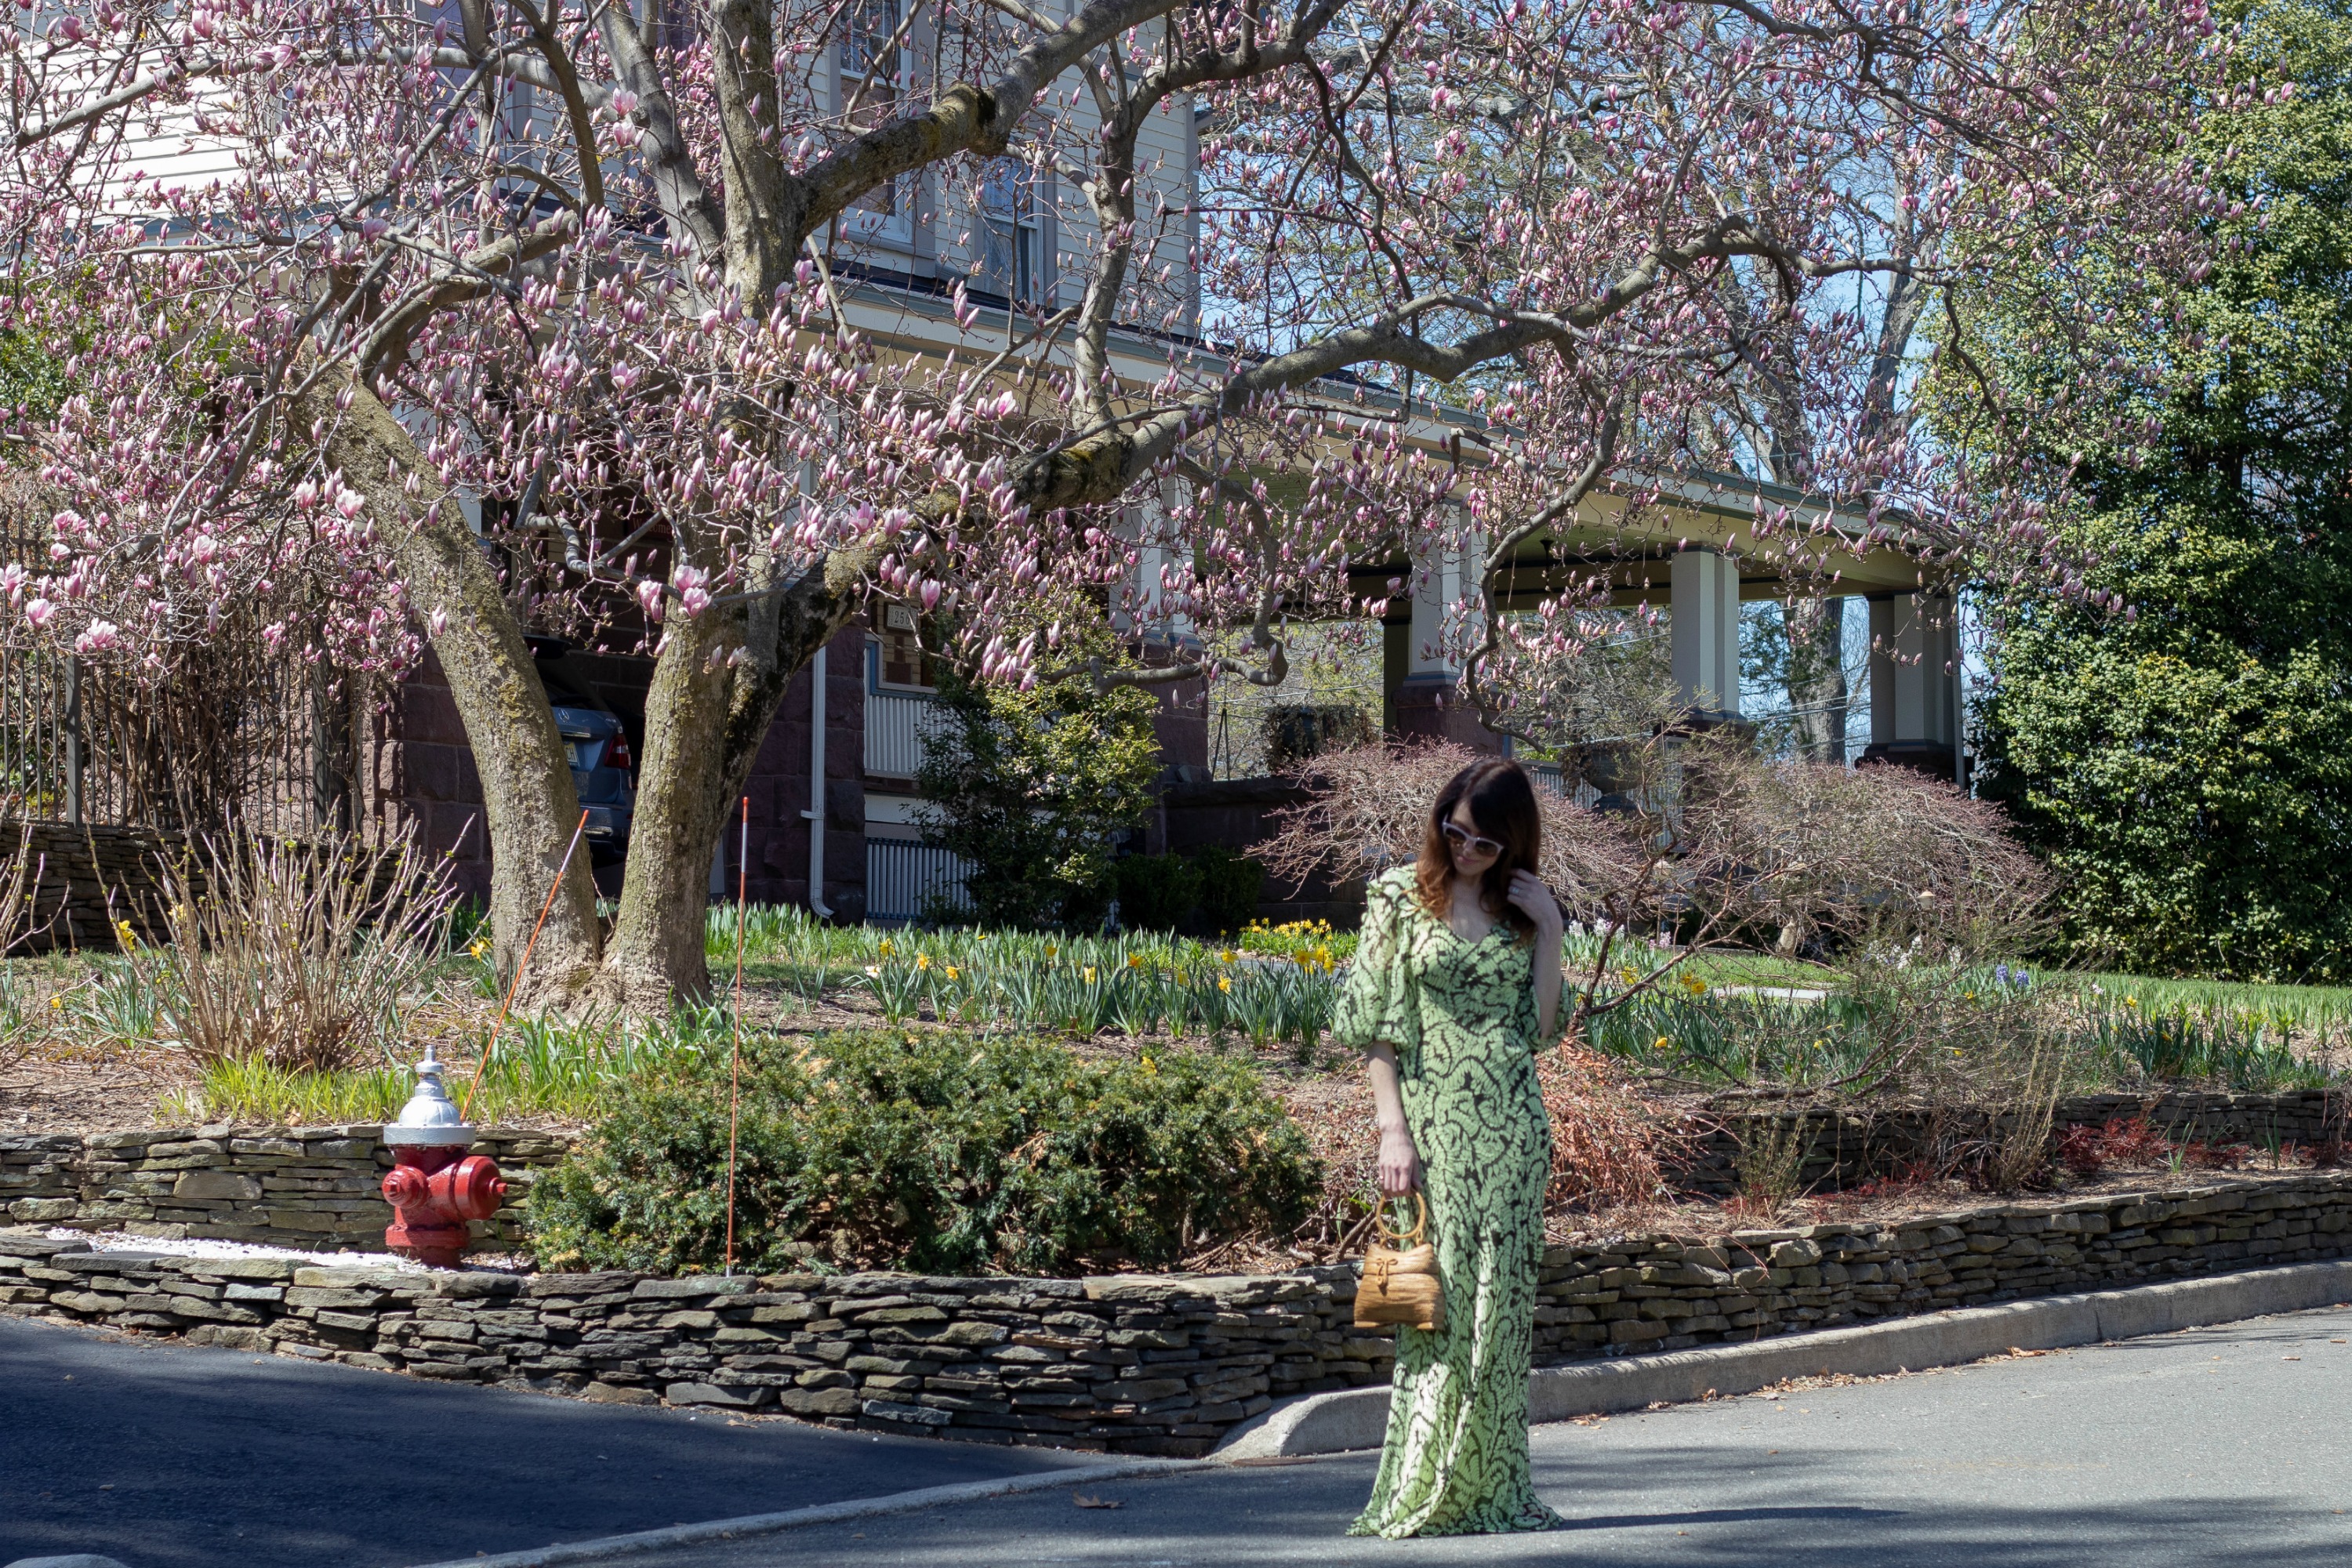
top-left (399, 1459), bottom-right (1210, 1568)
top-left (1215, 1258), bottom-right (2352, 1459)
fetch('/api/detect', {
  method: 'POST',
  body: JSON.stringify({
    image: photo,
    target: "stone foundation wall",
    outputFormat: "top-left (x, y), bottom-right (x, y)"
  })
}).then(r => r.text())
top-left (0, 1126), bottom-right (572, 1251)
top-left (1, 817), bottom-right (191, 949)
top-left (7, 1174), bottom-right (2350, 1456)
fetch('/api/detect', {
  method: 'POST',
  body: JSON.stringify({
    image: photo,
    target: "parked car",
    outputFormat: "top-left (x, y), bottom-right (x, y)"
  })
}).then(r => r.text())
top-left (527, 636), bottom-right (636, 862)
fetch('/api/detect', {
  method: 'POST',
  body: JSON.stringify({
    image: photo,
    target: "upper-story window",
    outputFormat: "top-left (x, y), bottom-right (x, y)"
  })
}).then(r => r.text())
top-left (839, 0), bottom-right (915, 246)
top-left (978, 158), bottom-right (1047, 306)
top-left (874, 604), bottom-right (938, 691)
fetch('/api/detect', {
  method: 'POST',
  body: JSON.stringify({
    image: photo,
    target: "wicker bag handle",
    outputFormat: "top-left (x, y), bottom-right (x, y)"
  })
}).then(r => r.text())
top-left (1374, 1189), bottom-right (1429, 1249)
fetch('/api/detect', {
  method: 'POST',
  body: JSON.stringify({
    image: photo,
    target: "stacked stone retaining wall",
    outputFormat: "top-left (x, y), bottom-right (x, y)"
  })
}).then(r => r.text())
top-left (8, 1174), bottom-right (2351, 1456)
top-left (0, 818), bottom-right (190, 949)
top-left (0, 1126), bottom-right (572, 1250)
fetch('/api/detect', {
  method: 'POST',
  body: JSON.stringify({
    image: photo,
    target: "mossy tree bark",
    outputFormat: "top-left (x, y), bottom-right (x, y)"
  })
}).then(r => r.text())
top-left (299, 379), bottom-right (601, 1007)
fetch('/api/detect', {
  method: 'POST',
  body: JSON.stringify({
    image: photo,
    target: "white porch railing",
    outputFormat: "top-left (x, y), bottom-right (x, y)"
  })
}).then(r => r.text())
top-left (864, 689), bottom-right (942, 779)
top-left (866, 840), bottom-right (973, 923)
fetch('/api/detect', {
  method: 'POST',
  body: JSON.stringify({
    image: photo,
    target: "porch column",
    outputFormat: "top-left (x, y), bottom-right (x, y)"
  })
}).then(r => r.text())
top-left (1123, 481), bottom-right (1210, 777)
top-left (1864, 592), bottom-right (1963, 781)
top-left (1389, 521), bottom-right (1496, 750)
top-left (1669, 546), bottom-right (1740, 723)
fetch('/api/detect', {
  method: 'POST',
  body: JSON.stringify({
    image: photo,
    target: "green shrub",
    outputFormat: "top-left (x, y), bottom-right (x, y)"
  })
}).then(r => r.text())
top-left (1191, 846), bottom-right (1265, 935)
top-left (528, 1029), bottom-right (1321, 1276)
top-left (1112, 855), bottom-right (1202, 932)
top-left (914, 596), bottom-right (1163, 929)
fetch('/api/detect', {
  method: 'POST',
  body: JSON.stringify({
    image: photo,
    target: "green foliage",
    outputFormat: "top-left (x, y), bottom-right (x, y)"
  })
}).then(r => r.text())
top-left (527, 1029), bottom-right (1322, 1276)
top-left (0, 328), bottom-right (68, 432)
top-left (914, 604), bottom-right (1163, 930)
top-left (1191, 845), bottom-right (1267, 935)
top-left (1949, 0), bottom-right (2352, 979)
top-left (706, 908), bottom-right (1339, 1050)
top-left (1584, 963), bottom-right (2349, 1094)
top-left (166, 1007), bottom-right (732, 1123)
top-left (1112, 854), bottom-right (1201, 932)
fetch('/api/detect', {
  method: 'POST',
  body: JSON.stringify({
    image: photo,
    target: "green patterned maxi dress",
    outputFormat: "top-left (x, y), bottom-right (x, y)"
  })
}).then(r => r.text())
top-left (1335, 865), bottom-right (1563, 1538)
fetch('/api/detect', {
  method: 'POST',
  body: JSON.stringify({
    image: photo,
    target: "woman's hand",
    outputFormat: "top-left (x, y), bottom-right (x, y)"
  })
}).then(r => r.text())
top-left (1506, 869), bottom-right (1564, 938)
top-left (1377, 1123), bottom-right (1424, 1196)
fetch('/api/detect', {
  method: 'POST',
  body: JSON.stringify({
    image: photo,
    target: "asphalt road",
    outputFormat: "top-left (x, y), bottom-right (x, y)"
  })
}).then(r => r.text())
top-left (0, 1316), bottom-right (1092, 1568)
top-left (615, 1303), bottom-right (2352, 1568)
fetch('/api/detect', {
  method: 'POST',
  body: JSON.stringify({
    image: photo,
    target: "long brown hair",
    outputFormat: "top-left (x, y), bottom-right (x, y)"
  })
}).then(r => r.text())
top-left (1414, 757), bottom-right (1543, 940)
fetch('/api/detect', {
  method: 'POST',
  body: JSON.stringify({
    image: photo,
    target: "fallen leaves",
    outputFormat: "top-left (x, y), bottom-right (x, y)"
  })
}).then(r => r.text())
top-left (1073, 1493), bottom-right (1123, 1510)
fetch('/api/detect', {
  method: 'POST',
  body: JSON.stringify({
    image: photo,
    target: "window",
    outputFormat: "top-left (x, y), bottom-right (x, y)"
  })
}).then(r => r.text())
top-left (978, 157), bottom-right (1047, 305)
top-left (875, 604), bottom-right (936, 690)
top-left (839, 0), bottom-right (914, 244)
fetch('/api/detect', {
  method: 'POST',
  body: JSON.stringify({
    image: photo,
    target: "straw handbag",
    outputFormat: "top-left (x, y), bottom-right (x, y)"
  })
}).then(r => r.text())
top-left (1354, 1191), bottom-right (1446, 1332)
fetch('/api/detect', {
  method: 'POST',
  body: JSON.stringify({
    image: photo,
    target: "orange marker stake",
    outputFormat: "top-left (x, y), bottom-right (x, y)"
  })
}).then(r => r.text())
top-left (724, 796), bottom-right (749, 1274)
top-left (461, 809), bottom-right (590, 1123)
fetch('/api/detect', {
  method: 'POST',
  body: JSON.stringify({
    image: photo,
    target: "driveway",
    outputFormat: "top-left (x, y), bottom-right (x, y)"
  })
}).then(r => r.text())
top-left (574, 1303), bottom-right (2352, 1568)
top-left (0, 1316), bottom-right (1093, 1568)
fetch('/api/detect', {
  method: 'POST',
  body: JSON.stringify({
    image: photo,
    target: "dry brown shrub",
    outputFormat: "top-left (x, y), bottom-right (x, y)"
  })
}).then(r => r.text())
top-left (1254, 739), bottom-right (1647, 911)
top-left (139, 823), bottom-right (458, 1073)
top-left (1537, 1043), bottom-right (1689, 1215)
top-left (1258, 734), bottom-right (2053, 967)
top-left (0, 826), bottom-right (47, 1073)
top-left (1675, 731), bottom-right (2055, 959)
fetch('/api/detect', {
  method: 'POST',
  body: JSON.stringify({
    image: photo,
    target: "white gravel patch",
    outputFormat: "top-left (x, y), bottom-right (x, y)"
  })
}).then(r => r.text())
top-left (45, 1229), bottom-right (528, 1273)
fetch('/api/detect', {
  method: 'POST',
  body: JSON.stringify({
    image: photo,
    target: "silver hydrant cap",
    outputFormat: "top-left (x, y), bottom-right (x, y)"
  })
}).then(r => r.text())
top-left (383, 1047), bottom-right (475, 1146)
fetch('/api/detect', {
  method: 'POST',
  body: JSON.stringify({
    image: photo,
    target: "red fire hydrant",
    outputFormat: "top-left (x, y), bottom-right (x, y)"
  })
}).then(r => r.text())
top-left (381, 1050), bottom-right (507, 1268)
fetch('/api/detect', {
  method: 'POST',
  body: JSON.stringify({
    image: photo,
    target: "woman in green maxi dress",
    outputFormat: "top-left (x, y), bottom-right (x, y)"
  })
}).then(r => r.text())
top-left (1335, 757), bottom-right (1565, 1538)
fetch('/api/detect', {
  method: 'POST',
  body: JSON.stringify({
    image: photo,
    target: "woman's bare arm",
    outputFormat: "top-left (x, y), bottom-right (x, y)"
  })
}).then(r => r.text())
top-left (1365, 1042), bottom-right (1422, 1196)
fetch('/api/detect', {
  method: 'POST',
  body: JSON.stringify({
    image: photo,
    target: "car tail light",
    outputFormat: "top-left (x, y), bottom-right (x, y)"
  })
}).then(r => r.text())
top-left (606, 732), bottom-right (632, 771)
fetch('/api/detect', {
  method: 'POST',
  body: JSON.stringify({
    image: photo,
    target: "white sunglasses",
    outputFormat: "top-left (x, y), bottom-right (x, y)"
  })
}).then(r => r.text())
top-left (1440, 820), bottom-right (1504, 858)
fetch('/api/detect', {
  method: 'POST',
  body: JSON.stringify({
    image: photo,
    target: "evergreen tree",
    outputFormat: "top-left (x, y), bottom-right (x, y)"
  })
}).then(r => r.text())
top-left (1958, 0), bottom-right (2352, 978)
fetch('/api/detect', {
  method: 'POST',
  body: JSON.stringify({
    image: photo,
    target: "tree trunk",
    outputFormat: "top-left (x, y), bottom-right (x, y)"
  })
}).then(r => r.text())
top-left (596, 609), bottom-right (739, 1008)
top-left (595, 546), bottom-right (874, 1008)
top-left (301, 379), bottom-right (603, 1004)
top-left (1784, 596), bottom-right (1849, 764)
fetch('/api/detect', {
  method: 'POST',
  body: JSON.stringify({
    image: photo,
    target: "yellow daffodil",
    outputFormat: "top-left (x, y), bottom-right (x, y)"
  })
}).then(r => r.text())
top-left (1127, 953), bottom-right (1144, 968)
top-left (1652, 1036), bottom-right (1671, 1051)
top-left (1218, 975), bottom-right (1232, 993)
top-left (1045, 943), bottom-right (1058, 959)
top-left (1083, 965), bottom-right (1098, 983)
top-left (943, 965), bottom-right (959, 982)
top-left (879, 938), bottom-right (895, 957)
top-left (1219, 949), bottom-right (1235, 964)
top-left (916, 952), bottom-right (931, 971)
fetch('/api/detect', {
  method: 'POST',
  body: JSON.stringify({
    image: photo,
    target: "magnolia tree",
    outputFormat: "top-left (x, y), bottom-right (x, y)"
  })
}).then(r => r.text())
top-left (0, 0), bottom-right (2247, 1006)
